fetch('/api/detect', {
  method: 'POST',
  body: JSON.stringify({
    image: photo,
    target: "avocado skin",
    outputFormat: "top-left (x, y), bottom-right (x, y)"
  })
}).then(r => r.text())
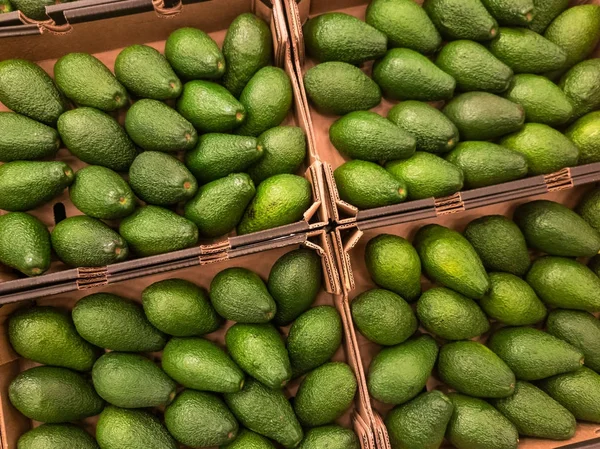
top-left (385, 390), bottom-right (453, 449)
top-left (560, 59), bottom-right (600, 120)
top-left (373, 48), bottom-right (456, 101)
top-left (222, 13), bottom-right (272, 97)
top-left (298, 425), bottom-right (359, 449)
top-left (0, 112), bottom-right (60, 162)
top-left (303, 62), bottom-right (382, 115)
top-left (54, 53), bottom-right (128, 111)
top-left (249, 126), bottom-right (306, 184)
top-left (0, 59), bottom-right (67, 125)
top-left (51, 216), bottom-right (129, 267)
top-left (577, 187), bottom-right (600, 234)
top-left (514, 200), bottom-right (600, 257)
top-left (165, 27), bottom-right (225, 80)
top-left (9, 0), bottom-right (52, 19)
top-left (303, 12), bottom-right (387, 64)
top-left (488, 326), bottom-right (584, 380)
top-left (528, 0), bottom-right (568, 33)
top-left (566, 111), bottom-right (600, 164)
top-left (0, 212), bottom-right (51, 277)
top-left (18, 424), bottom-right (99, 449)
top-left (115, 44), bottom-right (181, 100)
top-left (423, 0), bottom-right (498, 41)
top-left (446, 142), bottom-right (528, 189)
top-left (222, 429), bottom-right (276, 449)
top-left (0, 161), bottom-right (74, 211)
top-left (480, 0), bottom-right (534, 26)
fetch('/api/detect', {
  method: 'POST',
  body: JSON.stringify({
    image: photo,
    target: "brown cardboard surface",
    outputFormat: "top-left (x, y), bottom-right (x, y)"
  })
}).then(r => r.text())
top-left (337, 184), bottom-right (600, 448)
top-left (0, 231), bottom-right (374, 449)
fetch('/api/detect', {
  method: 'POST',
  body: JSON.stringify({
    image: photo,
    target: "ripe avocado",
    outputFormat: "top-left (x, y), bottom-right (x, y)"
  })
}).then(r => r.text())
top-left (577, 187), bottom-right (600, 234)
top-left (0, 212), bottom-right (51, 277)
top-left (566, 111), bottom-right (600, 164)
top-left (298, 425), bottom-right (359, 449)
top-left (18, 424), bottom-right (99, 449)
top-left (165, 27), bottom-right (225, 80)
top-left (528, 0), bottom-right (568, 33)
top-left (560, 59), bottom-right (600, 119)
top-left (480, 0), bottom-right (534, 25)
top-left (424, 0), bottom-right (498, 41)
top-left (0, 112), bottom-right (60, 162)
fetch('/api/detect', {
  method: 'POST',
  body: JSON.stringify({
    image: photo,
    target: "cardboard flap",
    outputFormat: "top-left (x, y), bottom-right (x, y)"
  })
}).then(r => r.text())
top-left (373, 412), bottom-right (392, 449)
top-left (354, 411), bottom-right (377, 449)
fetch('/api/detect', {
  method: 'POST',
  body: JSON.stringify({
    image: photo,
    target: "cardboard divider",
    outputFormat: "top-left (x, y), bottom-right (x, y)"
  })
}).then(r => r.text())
top-left (335, 184), bottom-right (600, 448)
top-left (0, 230), bottom-right (372, 449)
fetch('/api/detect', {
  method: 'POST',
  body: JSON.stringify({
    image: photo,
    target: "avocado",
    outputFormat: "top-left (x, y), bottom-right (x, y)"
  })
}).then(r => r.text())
top-left (177, 80), bottom-right (246, 133)
top-left (96, 406), bottom-right (177, 449)
top-left (352, 289), bottom-right (417, 345)
top-left (527, 256), bottom-right (600, 312)
top-left (387, 101), bottom-right (459, 154)
top-left (9, 0), bottom-right (51, 19)
top-left (577, 187), bottom-right (600, 234)
top-left (445, 141), bottom-right (528, 189)
top-left (58, 107), bottom-right (137, 171)
top-left (566, 111), bottom-right (600, 164)
top-left (417, 288), bottom-right (490, 340)
top-left (92, 352), bottom-right (176, 408)
top-left (373, 48), bottom-right (456, 101)
top-left (9, 306), bottom-right (97, 372)
top-left (0, 59), bottom-right (66, 125)
top-left (222, 429), bottom-right (276, 449)
top-left (165, 27), bottom-right (225, 80)
top-left (424, 0), bottom-right (498, 41)
top-left (184, 173), bottom-right (256, 238)
top-left (488, 326), bottom-right (584, 380)
top-left (503, 74), bottom-right (573, 125)
top-left (0, 161), bottom-right (73, 211)
top-left (560, 59), bottom-right (600, 119)
top-left (329, 111), bottom-right (416, 162)
top-left (287, 306), bottom-right (342, 377)
top-left (248, 126), bottom-right (306, 184)
top-left (70, 166), bottom-right (135, 220)
top-left (493, 381), bottom-right (575, 440)
top-left (0, 112), bottom-right (60, 162)
top-left (0, 212), bottom-right (50, 277)
top-left (443, 92), bottom-right (525, 140)
top-left (303, 62), bottom-right (382, 115)
top-left (334, 160), bottom-right (407, 209)
top-left (367, 335), bottom-right (438, 405)
top-left (163, 337), bottom-right (244, 393)
top-left (488, 27), bottom-right (567, 74)
top-left (237, 174), bottom-right (312, 234)
top-left (185, 134), bottom-right (262, 184)
top-left (514, 200), bottom-right (600, 257)
top-left (298, 425), bottom-right (359, 449)
top-left (225, 378), bottom-right (303, 448)
top-left (294, 362), bottom-right (357, 427)
top-left (51, 216), bottom-right (128, 267)
top-left (226, 323), bottom-right (291, 389)
top-left (72, 292), bottom-right (166, 351)
top-left (365, 234), bottom-right (422, 302)
top-left (303, 12), bottom-right (387, 64)
top-left (166, 390), bottom-right (239, 447)
top-left (439, 341), bottom-right (515, 398)
top-left (236, 67), bottom-right (292, 137)
top-left (54, 53), bottom-right (128, 111)
top-left (115, 44), bottom-right (181, 100)
top-left (0, 0), bottom-right (13, 12)
top-left (18, 424), bottom-right (99, 449)
top-left (539, 367), bottom-right (600, 423)
top-left (386, 152), bottom-right (464, 200)
top-left (210, 267), bottom-right (276, 323)
top-left (223, 13), bottom-right (272, 97)
top-left (385, 390), bottom-right (453, 449)
top-left (590, 255), bottom-right (600, 276)
top-left (480, 0), bottom-right (534, 25)
top-left (119, 205), bottom-right (199, 256)
top-left (547, 310), bottom-right (600, 373)
top-left (414, 224), bottom-right (490, 300)
top-left (528, 0), bottom-right (568, 33)
top-left (366, 0), bottom-right (441, 53)
top-left (500, 123), bottom-right (579, 175)
top-left (446, 393), bottom-right (519, 449)
top-left (124, 99), bottom-right (197, 152)
top-left (142, 279), bottom-right (221, 336)
top-left (464, 214), bottom-right (530, 276)
top-left (268, 248), bottom-right (323, 326)
top-left (481, 272), bottom-right (546, 325)
top-left (544, 5), bottom-right (600, 73)
top-left (436, 40), bottom-right (512, 93)
top-left (129, 151), bottom-right (197, 206)
top-left (9, 366), bottom-right (104, 423)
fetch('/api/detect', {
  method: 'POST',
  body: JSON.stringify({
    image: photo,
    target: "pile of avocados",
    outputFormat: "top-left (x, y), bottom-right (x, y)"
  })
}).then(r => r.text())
top-left (351, 188), bottom-right (600, 449)
top-left (7, 248), bottom-right (361, 449)
top-left (0, 14), bottom-right (311, 278)
top-left (302, 0), bottom-right (600, 209)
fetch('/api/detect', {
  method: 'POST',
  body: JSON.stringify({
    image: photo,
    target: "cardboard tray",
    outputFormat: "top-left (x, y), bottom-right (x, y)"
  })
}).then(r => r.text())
top-left (0, 0), bottom-right (330, 298)
top-left (282, 0), bottom-right (600, 227)
top-left (0, 229), bottom-right (378, 449)
top-left (332, 183), bottom-right (600, 449)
